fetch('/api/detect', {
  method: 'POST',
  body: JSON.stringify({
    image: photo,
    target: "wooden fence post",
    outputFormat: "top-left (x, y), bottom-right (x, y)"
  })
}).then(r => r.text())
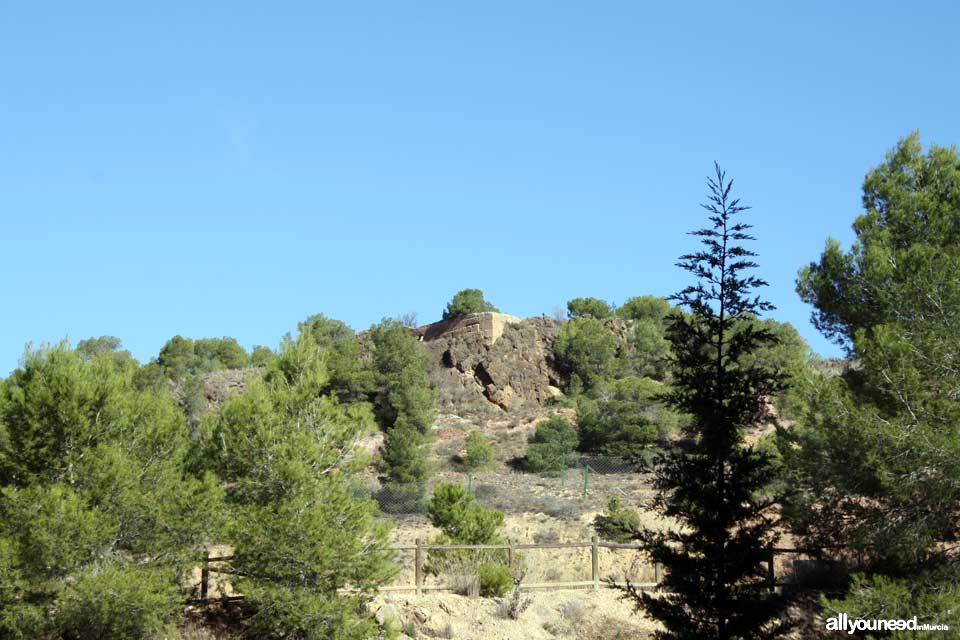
top-left (654, 561), bottom-right (662, 587)
top-left (766, 543), bottom-right (775, 593)
top-left (415, 539), bottom-right (424, 597)
top-left (200, 549), bottom-right (209, 602)
top-left (591, 535), bottom-right (599, 591)
top-left (507, 539), bottom-right (515, 572)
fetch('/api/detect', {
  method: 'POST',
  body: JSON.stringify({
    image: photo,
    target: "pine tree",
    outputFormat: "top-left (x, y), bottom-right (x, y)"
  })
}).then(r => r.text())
top-left (208, 331), bottom-right (394, 639)
top-left (0, 344), bottom-right (223, 639)
top-left (623, 165), bottom-right (791, 639)
top-left (369, 319), bottom-right (437, 486)
top-left (784, 134), bottom-right (960, 627)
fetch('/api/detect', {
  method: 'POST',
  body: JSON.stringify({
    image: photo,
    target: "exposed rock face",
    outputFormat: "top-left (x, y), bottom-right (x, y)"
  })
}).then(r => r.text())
top-left (416, 313), bottom-right (565, 412)
top-left (200, 368), bottom-right (252, 406)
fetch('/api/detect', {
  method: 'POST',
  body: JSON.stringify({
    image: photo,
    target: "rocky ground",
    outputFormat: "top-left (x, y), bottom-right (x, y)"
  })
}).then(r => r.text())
top-left (370, 589), bottom-right (657, 640)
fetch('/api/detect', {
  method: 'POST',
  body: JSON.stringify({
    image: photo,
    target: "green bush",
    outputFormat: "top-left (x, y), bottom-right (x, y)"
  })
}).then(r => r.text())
top-left (427, 483), bottom-right (504, 545)
top-left (378, 424), bottom-right (431, 483)
top-left (0, 535), bottom-right (44, 639)
top-left (56, 563), bottom-right (181, 640)
top-left (525, 414), bottom-right (578, 472)
top-left (463, 431), bottom-right (496, 470)
top-left (442, 288), bottom-right (499, 319)
top-left (593, 497), bottom-right (641, 543)
top-left (553, 317), bottom-right (619, 391)
top-left (194, 337), bottom-right (250, 370)
top-left (566, 297), bottom-right (614, 319)
top-left (250, 345), bottom-right (277, 368)
top-left (157, 335), bottom-right (250, 379)
top-left (298, 314), bottom-right (375, 399)
top-left (577, 376), bottom-right (681, 457)
top-left (478, 562), bottom-right (513, 597)
top-left (620, 318), bottom-right (671, 380)
top-left (425, 484), bottom-right (508, 588)
top-left (616, 295), bottom-right (672, 323)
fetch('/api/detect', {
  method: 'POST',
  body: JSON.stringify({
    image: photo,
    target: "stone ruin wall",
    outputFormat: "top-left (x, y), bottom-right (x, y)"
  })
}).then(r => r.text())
top-left (415, 312), bottom-right (565, 412)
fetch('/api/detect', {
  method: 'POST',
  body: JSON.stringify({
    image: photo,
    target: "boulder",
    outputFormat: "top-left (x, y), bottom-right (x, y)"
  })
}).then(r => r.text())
top-left (417, 313), bottom-right (565, 412)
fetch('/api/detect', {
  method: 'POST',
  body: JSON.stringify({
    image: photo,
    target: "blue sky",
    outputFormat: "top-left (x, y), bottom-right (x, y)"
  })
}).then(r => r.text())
top-left (1, 2), bottom-right (958, 375)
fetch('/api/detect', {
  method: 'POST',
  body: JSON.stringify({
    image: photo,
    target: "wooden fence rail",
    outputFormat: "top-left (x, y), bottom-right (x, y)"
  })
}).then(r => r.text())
top-left (196, 539), bottom-right (817, 603)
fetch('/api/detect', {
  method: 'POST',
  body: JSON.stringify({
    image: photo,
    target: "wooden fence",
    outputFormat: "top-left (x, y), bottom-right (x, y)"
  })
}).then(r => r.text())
top-left (196, 539), bottom-right (821, 602)
top-left (386, 536), bottom-right (657, 595)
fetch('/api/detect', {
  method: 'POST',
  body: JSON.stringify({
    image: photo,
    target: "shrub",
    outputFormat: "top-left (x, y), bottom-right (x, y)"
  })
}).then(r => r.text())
top-left (577, 376), bottom-right (682, 458)
top-left (426, 483), bottom-right (508, 592)
top-left (566, 297), bottom-right (614, 319)
top-left (427, 483), bottom-right (504, 545)
top-left (478, 562), bottom-right (513, 597)
top-left (442, 289), bottom-right (499, 320)
top-left (532, 529), bottom-right (560, 544)
top-left (472, 483), bottom-right (498, 500)
top-left (540, 497), bottom-right (582, 521)
top-left (496, 575), bottom-right (530, 619)
top-left (560, 599), bottom-right (587, 625)
top-left (616, 295), bottom-right (672, 323)
top-left (445, 568), bottom-right (481, 597)
top-left (463, 431), bottom-right (496, 470)
top-left (56, 562), bottom-right (181, 640)
top-left (194, 337), bottom-right (250, 370)
top-left (525, 415), bottom-right (578, 472)
top-left (620, 318), bottom-right (671, 380)
top-left (298, 314), bottom-right (375, 399)
top-left (553, 318), bottom-right (619, 391)
top-left (158, 335), bottom-right (250, 378)
top-left (0, 536), bottom-right (44, 639)
top-left (593, 497), bottom-right (641, 543)
top-left (250, 345), bottom-right (277, 368)
top-left (378, 424), bottom-right (431, 484)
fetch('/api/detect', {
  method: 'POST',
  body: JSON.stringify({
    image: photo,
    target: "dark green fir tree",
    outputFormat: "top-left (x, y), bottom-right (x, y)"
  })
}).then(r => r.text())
top-left (622, 164), bottom-right (792, 639)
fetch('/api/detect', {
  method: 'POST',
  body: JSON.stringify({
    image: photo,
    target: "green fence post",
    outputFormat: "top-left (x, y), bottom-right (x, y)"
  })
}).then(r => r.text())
top-left (582, 464), bottom-right (589, 498)
top-left (560, 453), bottom-right (566, 487)
top-left (467, 474), bottom-right (474, 495)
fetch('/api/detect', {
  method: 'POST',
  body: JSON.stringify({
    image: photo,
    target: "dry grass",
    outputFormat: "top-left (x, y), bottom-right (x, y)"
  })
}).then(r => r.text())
top-left (574, 615), bottom-right (653, 640)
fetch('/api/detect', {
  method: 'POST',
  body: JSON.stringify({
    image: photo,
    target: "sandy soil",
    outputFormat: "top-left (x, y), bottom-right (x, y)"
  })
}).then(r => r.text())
top-left (371, 589), bottom-right (657, 639)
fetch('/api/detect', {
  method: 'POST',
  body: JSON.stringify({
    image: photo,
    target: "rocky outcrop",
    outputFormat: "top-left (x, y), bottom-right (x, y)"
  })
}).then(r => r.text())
top-left (200, 368), bottom-right (252, 406)
top-left (417, 313), bottom-right (565, 412)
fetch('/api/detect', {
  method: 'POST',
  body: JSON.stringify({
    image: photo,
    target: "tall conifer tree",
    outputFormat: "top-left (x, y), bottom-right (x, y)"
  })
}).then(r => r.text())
top-left (623, 165), bottom-right (791, 639)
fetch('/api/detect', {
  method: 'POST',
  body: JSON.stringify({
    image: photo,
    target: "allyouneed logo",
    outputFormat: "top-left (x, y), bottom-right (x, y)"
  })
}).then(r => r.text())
top-left (826, 613), bottom-right (949, 634)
